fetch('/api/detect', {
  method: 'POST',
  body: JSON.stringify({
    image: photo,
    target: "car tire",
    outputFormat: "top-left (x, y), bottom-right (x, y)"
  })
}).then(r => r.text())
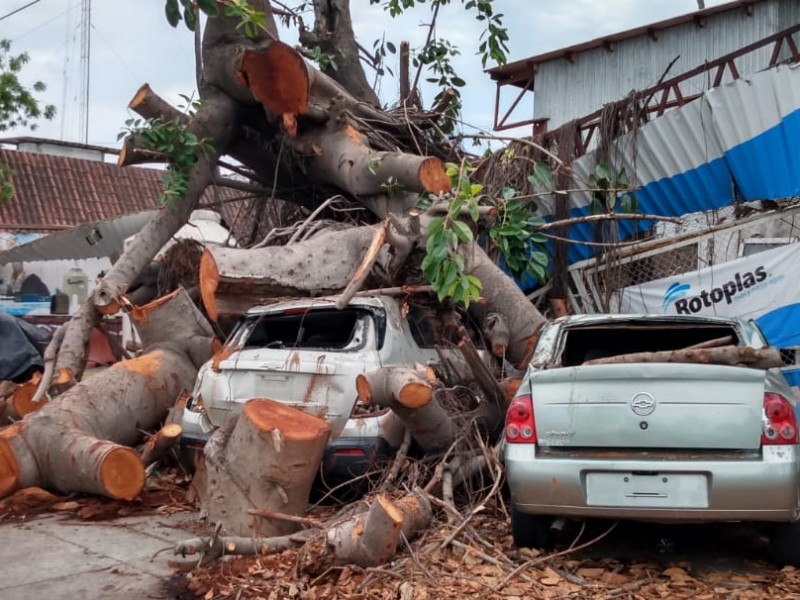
top-left (510, 504), bottom-right (552, 549)
top-left (771, 521), bottom-right (800, 566)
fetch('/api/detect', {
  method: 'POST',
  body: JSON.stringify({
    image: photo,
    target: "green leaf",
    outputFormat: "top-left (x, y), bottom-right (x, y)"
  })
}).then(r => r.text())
top-left (451, 220), bottom-right (473, 243)
top-left (165, 0), bottom-right (181, 27)
top-left (181, 0), bottom-right (196, 30)
top-left (617, 167), bottom-right (630, 188)
top-left (595, 163), bottom-right (611, 184)
top-left (386, 41), bottom-right (397, 53)
top-left (530, 250), bottom-right (549, 267)
top-left (426, 216), bottom-right (444, 236)
top-left (528, 162), bottom-right (554, 192)
top-left (468, 201), bottom-right (479, 222)
top-left (196, 0), bottom-right (218, 15)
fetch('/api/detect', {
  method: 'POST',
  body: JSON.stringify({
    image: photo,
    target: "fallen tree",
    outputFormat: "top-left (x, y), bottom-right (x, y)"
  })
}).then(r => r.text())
top-left (0, 289), bottom-right (214, 500)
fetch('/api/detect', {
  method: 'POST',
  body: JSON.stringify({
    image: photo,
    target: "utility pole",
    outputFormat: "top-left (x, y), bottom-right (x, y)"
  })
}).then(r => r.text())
top-left (79, 0), bottom-right (91, 144)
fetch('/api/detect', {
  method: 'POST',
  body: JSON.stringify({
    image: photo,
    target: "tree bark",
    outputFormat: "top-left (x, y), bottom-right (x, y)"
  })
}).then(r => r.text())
top-left (358, 367), bottom-right (454, 454)
top-left (298, 0), bottom-right (380, 106)
top-left (140, 423), bottom-right (183, 465)
top-left (200, 398), bottom-right (330, 537)
top-left (200, 225), bottom-right (387, 320)
top-left (0, 290), bottom-right (214, 500)
top-left (464, 243), bottom-right (546, 368)
top-left (0, 338), bottom-right (211, 501)
top-left (356, 367), bottom-right (435, 409)
top-left (321, 490), bottom-right (432, 569)
top-left (296, 121), bottom-right (450, 196)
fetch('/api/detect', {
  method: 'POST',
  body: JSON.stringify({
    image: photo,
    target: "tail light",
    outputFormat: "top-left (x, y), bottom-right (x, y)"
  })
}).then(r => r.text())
top-left (506, 393), bottom-right (537, 443)
top-left (762, 392), bottom-right (799, 445)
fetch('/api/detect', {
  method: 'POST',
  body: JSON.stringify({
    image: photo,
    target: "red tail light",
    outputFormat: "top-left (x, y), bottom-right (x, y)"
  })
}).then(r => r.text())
top-left (762, 392), bottom-right (799, 445)
top-left (506, 393), bottom-right (537, 443)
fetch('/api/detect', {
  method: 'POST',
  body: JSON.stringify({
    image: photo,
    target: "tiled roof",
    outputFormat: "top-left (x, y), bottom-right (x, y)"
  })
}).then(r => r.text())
top-left (0, 148), bottom-right (241, 231)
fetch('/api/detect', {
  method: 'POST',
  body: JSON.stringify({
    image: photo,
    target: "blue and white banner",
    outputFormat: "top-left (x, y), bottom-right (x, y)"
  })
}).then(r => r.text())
top-left (619, 242), bottom-right (800, 385)
top-left (619, 242), bottom-right (800, 349)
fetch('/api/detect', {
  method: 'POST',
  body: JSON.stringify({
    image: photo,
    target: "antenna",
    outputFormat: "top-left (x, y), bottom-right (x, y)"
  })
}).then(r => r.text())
top-left (79, 0), bottom-right (91, 143)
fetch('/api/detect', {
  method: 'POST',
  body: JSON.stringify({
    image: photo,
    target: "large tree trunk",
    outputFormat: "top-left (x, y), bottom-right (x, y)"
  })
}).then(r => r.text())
top-left (200, 225), bottom-right (387, 320)
top-left (200, 398), bottom-right (330, 537)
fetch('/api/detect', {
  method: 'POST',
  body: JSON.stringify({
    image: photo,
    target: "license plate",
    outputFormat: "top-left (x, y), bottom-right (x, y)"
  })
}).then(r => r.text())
top-left (585, 472), bottom-right (709, 508)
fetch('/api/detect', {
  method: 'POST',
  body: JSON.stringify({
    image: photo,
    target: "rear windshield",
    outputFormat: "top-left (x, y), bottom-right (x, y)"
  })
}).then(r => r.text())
top-left (559, 322), bottom-right (741, 367)
top-left (230, 308), bottom-right (373, 351)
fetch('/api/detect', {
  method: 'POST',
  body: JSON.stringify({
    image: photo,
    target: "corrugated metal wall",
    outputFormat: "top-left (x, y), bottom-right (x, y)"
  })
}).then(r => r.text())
top-left (534, 0), bottom-right (800, 131)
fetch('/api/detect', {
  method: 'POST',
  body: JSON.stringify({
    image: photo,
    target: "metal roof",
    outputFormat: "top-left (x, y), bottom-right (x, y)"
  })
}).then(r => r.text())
top-left (487, 0), bottom-right (765, 87)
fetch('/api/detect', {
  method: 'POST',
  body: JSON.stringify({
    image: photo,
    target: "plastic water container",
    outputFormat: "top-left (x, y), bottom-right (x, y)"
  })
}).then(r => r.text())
top-left (62, 267), bottom-right (89, 304)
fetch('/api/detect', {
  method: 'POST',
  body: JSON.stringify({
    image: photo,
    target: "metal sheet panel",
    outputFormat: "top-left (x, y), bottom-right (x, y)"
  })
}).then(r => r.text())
top-left (0, 209), bottom-right (157, 263)
top-left (530, 62), bottom-right (800, 268)
top-left (533, 0), bottom-right (800, 131)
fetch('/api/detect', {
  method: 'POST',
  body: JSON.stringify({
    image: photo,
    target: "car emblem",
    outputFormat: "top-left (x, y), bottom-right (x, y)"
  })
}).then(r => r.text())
top-left (630, 392), bottom-right (656, 416)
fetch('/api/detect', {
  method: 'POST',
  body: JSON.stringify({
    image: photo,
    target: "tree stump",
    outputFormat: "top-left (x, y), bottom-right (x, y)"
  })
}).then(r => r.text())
top-left (201, 398), bottom-right (330, 537)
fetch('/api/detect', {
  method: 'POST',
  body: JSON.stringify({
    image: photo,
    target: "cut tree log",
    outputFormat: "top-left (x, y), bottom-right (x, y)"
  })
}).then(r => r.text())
top-left (357, 366), bottom-right (455, 453)
top-left (297, 489), bottom-right (432, 572)
top-left (0, 289), bottom-right (215, 500)
top-left (0, 340), bottom-right (211, 500)
top-left (583, 345), bottom-right (784, 369)
top-left (296, 121), bottom-right (451, 196)
top-left (200, 398), bottom-right (330, 537)
top-left (200, 225), bottom-right (388, 320)
top-left (140, 423), bottom-right (183, 465)
top-left (325, 490), bottom-right (432, 567)
top-left (356, 366), bottom-right (436, 409)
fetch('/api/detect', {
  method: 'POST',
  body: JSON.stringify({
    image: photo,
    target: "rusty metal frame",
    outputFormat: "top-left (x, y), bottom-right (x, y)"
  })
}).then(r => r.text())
top-left (492, 23), bottom-right (800, 139)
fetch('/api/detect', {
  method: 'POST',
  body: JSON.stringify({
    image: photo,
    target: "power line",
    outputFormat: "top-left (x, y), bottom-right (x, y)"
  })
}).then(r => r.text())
top-left (0, 0), bottom-right (43, 23)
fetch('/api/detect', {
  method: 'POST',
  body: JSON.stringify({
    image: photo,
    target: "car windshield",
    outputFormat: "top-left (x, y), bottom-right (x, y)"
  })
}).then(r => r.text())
top-left (229, 307), bottom-right (372, 351)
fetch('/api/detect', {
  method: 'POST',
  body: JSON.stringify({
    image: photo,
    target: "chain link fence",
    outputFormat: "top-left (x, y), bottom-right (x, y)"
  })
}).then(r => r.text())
top-left (565, 202), bottom-right (800, 314)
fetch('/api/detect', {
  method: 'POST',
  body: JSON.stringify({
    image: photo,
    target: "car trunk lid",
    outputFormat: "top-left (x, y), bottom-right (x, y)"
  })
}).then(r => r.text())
top-left (531, 363), bottom-right (765, 450)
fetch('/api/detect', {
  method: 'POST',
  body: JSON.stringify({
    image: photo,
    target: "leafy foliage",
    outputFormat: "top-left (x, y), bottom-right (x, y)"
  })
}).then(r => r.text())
top-left (489, 189), bottom-right (549, 283)
top-left (0, 39), bottom-right (56, 202)
top-left (371, 0), bottom-right (508, 67)
top-left (421, 163), bottom-right (483, 307)
top-left (588, 164), bottom-right (638, 215)
top-left (422, 162), bottom-right (551, 307)
top-left (166, 0), bottom-right (268, 38)
top-left (118, 97), bottom-right (214, 207)
top-left (369, 0), bottom-right (507, 134)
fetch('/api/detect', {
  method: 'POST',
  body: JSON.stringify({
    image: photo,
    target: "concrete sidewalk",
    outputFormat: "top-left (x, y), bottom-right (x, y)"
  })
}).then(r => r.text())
top-left (0, 512), bottom-right (198, 600)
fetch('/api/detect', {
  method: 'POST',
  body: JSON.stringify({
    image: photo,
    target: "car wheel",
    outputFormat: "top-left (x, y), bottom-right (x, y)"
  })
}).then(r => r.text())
top-left (771, 521), bottom-right (800, 566)
top-left (510, 504), bottom-right (552, 549)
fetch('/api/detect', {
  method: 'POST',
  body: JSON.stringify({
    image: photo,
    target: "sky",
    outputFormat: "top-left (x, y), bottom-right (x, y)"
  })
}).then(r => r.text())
top-left (0, 0), bottom-right (730, 148)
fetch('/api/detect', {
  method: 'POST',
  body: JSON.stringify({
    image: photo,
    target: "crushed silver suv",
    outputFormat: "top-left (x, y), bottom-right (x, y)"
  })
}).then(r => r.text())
top-left (504, 314), bottom-right (800, 565)
top-left (182, 296), bottom-right (467, 490)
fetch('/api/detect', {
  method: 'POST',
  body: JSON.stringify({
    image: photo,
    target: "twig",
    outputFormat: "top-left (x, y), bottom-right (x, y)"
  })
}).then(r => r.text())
top-left (247, 508), bottom-right (324, 529)
top-left (32, 324), bottom-right (66, 403)
top-left (495, 522), bottom-right (619, 591)
top-left (336, 220), bottom-right (389, 310)
top-left (286, 195), bottom-right (344, 245)
top-left (464, 134), bottom-right (564, 166)
top-left (439, 439), bottom-right (504, 549)
top-left (535, 212), bottom-right (681, 230)
top-left (411, 2), bottom-right (442, 99)
top-left (540, 231), bottom-right (650, 248)
top-left (380, 429), bottom-right (412, 491)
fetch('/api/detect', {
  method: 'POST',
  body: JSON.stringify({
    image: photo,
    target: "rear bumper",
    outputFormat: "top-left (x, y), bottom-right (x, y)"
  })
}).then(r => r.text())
top-left (505, 444), bottom-right (800, 522)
